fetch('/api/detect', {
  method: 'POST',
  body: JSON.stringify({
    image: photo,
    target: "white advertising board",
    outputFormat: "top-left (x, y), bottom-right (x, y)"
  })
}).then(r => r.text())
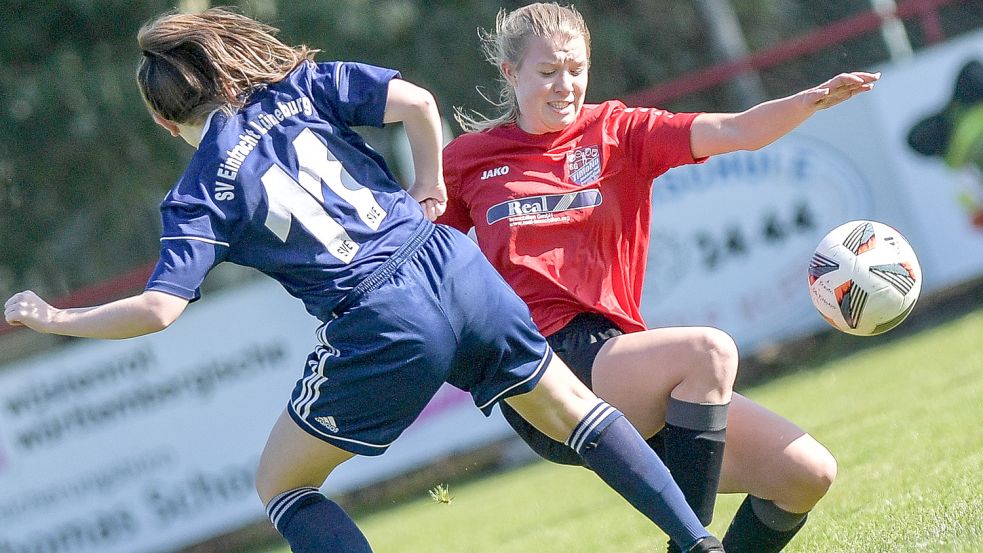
top-left (0, 279), bottom-right (511, 553)
top-left (643, 29), bottom-right (983, 349)
top-left (867, 30), bottom-right (983, 285)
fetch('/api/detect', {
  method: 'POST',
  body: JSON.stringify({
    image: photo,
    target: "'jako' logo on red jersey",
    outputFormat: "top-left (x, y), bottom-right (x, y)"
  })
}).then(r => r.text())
top-left (566, 145), bottom-right (602, 185)
top-left (480, 165), bottom-right (510, 180)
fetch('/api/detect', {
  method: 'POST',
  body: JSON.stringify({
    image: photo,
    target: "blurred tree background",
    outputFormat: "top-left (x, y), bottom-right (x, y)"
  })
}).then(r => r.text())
top-left (1, 0), bottom-right (981, 300)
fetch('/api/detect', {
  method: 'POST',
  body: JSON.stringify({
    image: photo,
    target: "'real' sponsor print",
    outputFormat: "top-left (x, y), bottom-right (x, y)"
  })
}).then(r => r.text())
top-left (486, 189), bottom-right (603, 226)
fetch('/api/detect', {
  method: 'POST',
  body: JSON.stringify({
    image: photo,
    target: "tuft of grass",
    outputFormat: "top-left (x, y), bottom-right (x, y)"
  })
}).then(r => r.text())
top-left (428, 483), bottom-right (454, 505)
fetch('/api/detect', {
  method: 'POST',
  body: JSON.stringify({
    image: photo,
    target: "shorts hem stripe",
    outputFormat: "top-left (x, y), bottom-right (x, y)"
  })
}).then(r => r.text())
top-left (286, 405), bottom-right (395, 454)
top-left (477, 347), bottom-right (553, 411)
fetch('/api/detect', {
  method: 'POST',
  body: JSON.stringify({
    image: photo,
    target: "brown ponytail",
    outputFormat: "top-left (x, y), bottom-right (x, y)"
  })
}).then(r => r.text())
top-left (136, 7), bottom-right (317, 123)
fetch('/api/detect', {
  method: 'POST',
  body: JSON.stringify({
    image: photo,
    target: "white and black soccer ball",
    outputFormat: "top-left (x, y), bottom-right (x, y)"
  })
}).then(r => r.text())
top-left (808, 220), bottom-right (922, 336)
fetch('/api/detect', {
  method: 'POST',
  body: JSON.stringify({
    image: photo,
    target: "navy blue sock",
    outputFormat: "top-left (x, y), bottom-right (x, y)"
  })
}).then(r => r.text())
top-left (266, 487), bottom-right (372, 553)
top-left (570, 401), bottom-right (710, 551)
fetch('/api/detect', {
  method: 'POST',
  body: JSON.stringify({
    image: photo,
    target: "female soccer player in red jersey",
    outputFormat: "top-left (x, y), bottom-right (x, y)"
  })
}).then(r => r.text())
top-left (4, 7), bottom-right (727, 553)
top-left (438, 3), bottom-right (878, 552)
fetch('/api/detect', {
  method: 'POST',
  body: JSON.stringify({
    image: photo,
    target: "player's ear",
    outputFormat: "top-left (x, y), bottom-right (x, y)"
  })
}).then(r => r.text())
top-left (501, 62), bottom-right (517, 85)
top-left (151, 111), bottom-right (182, 138)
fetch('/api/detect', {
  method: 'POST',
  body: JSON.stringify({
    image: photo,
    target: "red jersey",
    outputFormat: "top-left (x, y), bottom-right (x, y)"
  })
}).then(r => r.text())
top-left (439, 100), bottom-right (704, 337)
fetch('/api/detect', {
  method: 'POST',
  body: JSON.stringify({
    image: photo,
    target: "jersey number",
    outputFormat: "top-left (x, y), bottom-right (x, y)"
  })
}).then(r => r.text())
top-left (260, 128), bottom-right (387, 263)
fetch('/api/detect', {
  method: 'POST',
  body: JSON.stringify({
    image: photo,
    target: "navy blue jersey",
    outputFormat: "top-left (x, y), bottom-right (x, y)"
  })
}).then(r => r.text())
top-left (146, 61), bottom-right (425, 321)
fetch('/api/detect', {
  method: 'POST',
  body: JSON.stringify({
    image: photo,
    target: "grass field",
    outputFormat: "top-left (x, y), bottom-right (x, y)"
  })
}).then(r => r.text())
top-left (269, 305), bottom-right (983, 553)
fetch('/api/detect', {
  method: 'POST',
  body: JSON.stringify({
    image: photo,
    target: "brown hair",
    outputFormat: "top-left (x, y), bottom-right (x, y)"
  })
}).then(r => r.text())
top-left (455, 3), bottom-right (591, 133)
top-left (136, 7), bottom-right (317, 124)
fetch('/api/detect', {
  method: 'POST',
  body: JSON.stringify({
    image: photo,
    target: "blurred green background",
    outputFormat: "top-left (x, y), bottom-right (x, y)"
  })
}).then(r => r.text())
top-left (1, 0), bottom-right (981, 300)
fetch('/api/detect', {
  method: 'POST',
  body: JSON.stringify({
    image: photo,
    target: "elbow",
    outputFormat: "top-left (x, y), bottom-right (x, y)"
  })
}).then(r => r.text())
top-left (401, 82), bottom-right (437, 116)
top-left (152, 302), bottom-right (185, 331)
top-left (149, 311), bottom-right (178, 333)
top-left (410, 90), bottom-right (438, 120)
top-left (141, 291), bottom-right (186, 333)
top-left (384, 79), bottom-right (439, 125)
top-left (728, 134), bottom-right (773, 152)
top-left (128, 312), bottom-right (172, 337)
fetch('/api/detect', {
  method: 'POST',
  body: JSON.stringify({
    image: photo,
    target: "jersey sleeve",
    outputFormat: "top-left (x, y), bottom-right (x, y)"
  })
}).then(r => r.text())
top-left (146, 175), bottom-right (240, 301)
top-left (610, 102), bottom-right (705, 179)
top-left (435, 139), bottom-right (475, 232)
top-left (308, 61), bottom-right (400, 128)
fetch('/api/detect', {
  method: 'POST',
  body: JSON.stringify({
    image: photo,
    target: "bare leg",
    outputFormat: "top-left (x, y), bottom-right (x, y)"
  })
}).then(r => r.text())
top-left (256, 408), bottom-right (355, 503)
top-left (255, 409), bottom-right (369, 552)
top-left (592, 327), bottom-right (737, 437)
top-left (588, 330), bottom-right (835, 514)
top-left (718, 393), bottom-right (836, 513)
top-left (591, 341), bottom-right (834, 553)
top-left (714, 394), bottom-right (835, 552)
top-left (503, 353), bottom-right (598, 440)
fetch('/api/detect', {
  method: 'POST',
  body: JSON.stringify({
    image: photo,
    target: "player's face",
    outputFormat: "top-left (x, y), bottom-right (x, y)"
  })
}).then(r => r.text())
top-left (507, 34), bottom-right (589, 134)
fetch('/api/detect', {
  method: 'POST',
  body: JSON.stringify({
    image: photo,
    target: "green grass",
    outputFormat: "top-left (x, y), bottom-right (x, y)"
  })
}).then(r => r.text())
top-left (269, 307), bottom-right (983, 552)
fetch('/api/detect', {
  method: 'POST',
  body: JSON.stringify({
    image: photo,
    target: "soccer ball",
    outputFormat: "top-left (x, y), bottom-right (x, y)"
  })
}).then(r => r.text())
top-left (808, 220), bottom-right (922, 336)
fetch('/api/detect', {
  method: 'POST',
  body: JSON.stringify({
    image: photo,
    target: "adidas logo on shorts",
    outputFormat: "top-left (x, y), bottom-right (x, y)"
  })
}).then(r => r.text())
top-left (315, 416), bottom-right (339, 433)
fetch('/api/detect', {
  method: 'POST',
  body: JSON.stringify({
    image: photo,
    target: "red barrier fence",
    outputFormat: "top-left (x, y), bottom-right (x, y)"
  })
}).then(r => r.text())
top-left (625, 0), bottom-right (967, 106)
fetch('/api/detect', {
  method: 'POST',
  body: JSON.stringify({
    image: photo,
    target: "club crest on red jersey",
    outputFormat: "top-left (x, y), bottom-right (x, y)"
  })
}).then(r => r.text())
top-left (566, 145), bottom-right (602, 185)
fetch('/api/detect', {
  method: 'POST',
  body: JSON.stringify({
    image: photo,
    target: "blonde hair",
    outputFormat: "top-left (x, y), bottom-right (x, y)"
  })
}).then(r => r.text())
top-left (136, 7), bottom-right (317, 124)
top-left (455, 3), bottom-right (591, 133)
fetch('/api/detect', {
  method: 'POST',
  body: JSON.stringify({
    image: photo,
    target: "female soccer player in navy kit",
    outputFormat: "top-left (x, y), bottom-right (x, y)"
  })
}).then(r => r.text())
top-left (438, 3), bottom-right (879, 552)
top-left (3, 7), bottom-right (729, 553)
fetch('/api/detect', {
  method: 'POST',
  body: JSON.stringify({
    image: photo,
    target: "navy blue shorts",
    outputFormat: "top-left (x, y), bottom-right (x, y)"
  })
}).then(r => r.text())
top-left (287, 223), bottom-right (552, 456)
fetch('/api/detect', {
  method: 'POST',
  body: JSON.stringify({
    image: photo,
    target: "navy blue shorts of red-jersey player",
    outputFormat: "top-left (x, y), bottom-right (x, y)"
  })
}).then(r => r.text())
top-left (287, 221), bottom-right (553, 456)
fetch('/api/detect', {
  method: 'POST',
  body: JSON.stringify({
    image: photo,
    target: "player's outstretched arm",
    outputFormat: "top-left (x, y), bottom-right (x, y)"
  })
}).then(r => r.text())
top-left (384, 78), bottom-right (447, 221)
top-left (690, 71), bottom-right (880, 158)
top-left (4, 289), bottom-right (188, 339)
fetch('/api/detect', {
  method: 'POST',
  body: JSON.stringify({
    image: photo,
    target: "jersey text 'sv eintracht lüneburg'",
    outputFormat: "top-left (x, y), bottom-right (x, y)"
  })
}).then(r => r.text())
top-left (147, 61), bottom-right (423, 321)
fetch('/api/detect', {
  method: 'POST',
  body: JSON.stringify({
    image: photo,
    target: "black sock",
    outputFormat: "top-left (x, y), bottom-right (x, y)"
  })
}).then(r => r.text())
top-left (722, 495), bottom-right (808, 553)
top-left (661, 397), bottom-right (729, 525)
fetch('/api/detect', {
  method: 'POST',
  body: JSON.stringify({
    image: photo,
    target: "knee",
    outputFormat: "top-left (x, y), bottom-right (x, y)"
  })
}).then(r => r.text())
top-left (696, 328), bottom-right (739, 393)
top-left (806, 448), bottom-right (838, 500)
top-left (788, 445), bottom-right (837, 511)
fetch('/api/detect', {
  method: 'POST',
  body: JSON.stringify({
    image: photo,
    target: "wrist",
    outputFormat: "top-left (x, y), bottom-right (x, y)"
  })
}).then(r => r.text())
top-left (42, 308), bottom-right (67, 334)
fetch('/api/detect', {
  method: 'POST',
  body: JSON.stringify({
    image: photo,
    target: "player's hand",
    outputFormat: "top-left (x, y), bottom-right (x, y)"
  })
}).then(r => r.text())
top-left (803, 71), bottom-right (880, 110)
top-left (408, 179), bottom-right (448, 221)
top-left (419, 197), bottom-right (447, 221)
top-left (4, 290), bottom-right (57, 333)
